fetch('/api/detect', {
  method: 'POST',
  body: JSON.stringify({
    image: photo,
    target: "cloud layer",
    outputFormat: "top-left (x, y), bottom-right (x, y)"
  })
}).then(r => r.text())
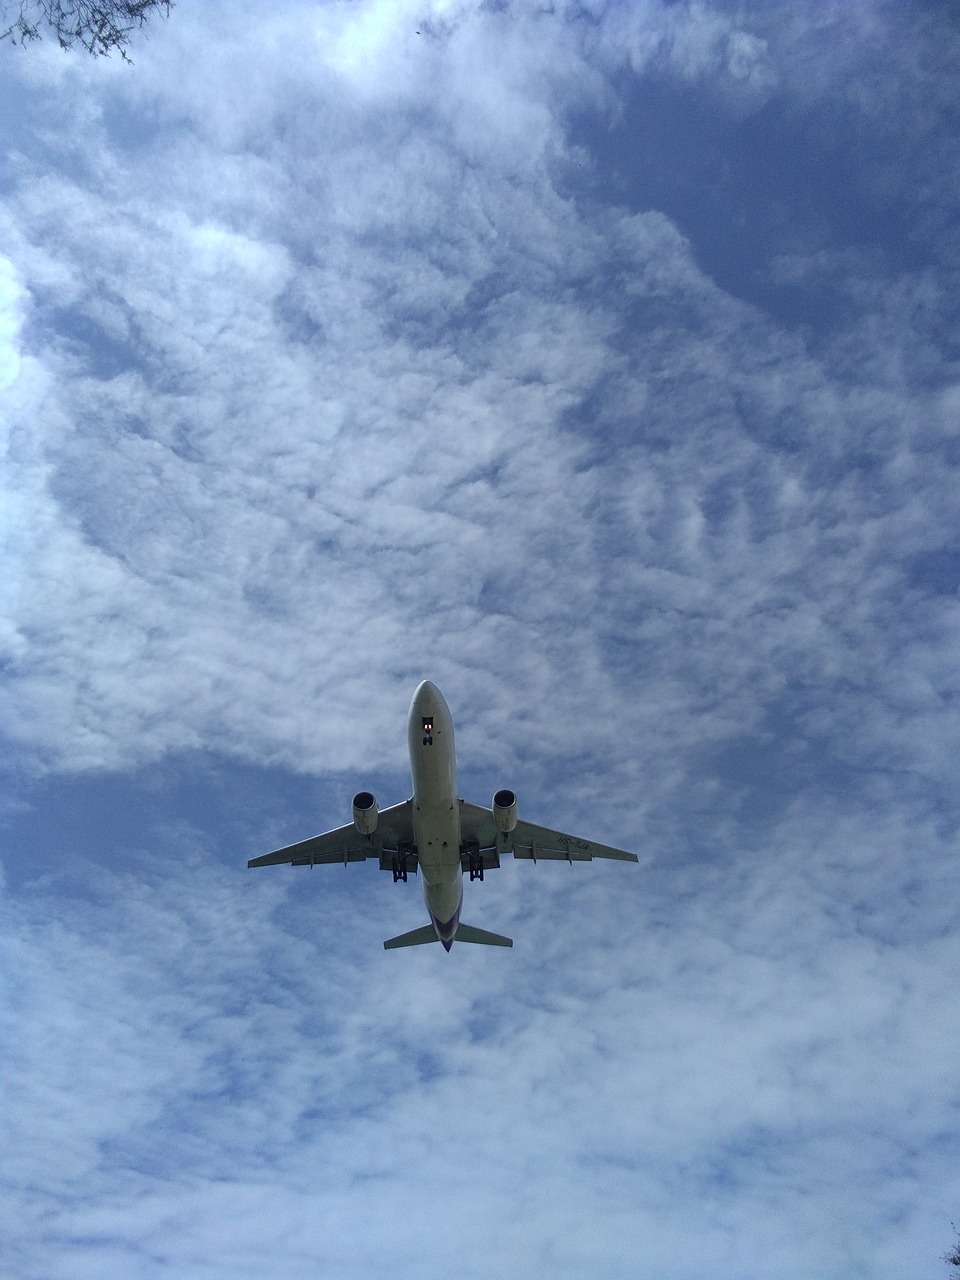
top-left (2, 2), bottom-right (960, 1278)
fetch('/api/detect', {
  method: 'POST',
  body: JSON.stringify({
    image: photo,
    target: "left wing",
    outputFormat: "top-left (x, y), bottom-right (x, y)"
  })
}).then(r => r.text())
top-left (510, 816), bottom-right (638, 863)
top-left (248, 799), bottom-right (414, 869)
top-left (459, 801), bottom-right (638, 865)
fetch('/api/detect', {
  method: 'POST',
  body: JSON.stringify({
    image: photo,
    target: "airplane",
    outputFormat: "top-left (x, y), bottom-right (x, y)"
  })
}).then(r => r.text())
top-left (248, 680), bottom-right (638, 950)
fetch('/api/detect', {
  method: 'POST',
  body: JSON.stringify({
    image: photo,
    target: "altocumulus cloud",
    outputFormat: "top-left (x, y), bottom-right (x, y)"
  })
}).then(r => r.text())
top-left (2, 2), bottom-right (960, 1278)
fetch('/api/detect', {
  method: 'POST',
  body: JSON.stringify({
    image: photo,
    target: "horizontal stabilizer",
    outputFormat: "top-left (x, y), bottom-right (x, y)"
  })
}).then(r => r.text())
top-left (383, 925), bottom-right (440, 950)
top-left (455, 923), bottom-right (513, 948)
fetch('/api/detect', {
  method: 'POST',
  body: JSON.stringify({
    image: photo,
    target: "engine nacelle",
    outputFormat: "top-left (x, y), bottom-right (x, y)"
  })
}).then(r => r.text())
top-left (353, 791), bottom-right (379, 835)
top-left (493, 788), bottom-right (518, 834)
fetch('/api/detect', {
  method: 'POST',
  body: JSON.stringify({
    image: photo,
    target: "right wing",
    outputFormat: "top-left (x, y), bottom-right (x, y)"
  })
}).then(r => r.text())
top-left (248, 799), bottom-right (414, 869)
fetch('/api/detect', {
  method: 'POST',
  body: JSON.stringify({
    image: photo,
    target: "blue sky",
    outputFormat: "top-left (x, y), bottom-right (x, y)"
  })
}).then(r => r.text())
top-left (2, 1), bottom-right (960, 1276)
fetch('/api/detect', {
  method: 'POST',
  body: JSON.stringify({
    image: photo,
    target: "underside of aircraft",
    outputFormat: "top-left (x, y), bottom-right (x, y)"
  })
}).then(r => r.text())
top-left (249, 682), bottom-right (638, 949)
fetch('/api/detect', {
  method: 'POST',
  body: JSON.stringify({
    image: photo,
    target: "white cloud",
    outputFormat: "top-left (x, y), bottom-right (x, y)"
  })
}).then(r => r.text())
top-left (3, 794), bottom-right (959, 1278)
top-left (0, 255), bottom-right (23, 390)
top-left (2, 2), bottom-right (960, 1277)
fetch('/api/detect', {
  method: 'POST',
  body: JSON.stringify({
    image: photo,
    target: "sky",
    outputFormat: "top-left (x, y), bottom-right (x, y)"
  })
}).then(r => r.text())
top-left (2, 0), bottom-right (960, 1276)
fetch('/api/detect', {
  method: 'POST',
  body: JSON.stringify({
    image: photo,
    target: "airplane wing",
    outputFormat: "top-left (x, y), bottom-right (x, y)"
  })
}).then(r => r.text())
top-left (458, 801), bottom-right (638, 864)
top-left (248, 799), bottom-right (414, 869)
top-left (509, 817), bottom-right (638, 862)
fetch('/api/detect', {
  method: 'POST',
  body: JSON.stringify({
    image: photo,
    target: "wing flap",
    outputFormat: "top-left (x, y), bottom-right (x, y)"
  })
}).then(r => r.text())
top-left (378, 850), bottom-right (420, 874)
top-left (458, 848), bottom-right (501, 872)
top-left (512, 841), bottom-right (591, 862)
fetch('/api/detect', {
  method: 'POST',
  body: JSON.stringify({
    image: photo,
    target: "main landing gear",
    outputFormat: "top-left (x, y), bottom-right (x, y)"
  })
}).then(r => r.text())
top-left (392, 843), bottom-right (416, 883)
top-left (392, 857), bottom-right (407, 884)
top-left (466, 843), bottom-right (484, 882)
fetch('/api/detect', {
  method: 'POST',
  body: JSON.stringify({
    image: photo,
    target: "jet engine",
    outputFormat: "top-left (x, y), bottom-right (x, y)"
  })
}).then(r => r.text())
top-left (492, 789), bottom-right (518, 833)
top-left (352, 791), bottom-right (379, 835)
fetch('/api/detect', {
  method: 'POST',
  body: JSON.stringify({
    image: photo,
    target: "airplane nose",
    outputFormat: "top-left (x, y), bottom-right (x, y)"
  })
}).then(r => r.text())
top-left (409, 680), bottom-right (450, 730)
top-left (412, 679), bottom-right (439, 708)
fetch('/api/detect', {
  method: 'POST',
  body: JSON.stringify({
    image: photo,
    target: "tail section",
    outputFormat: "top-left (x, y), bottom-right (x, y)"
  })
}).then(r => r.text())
top-left (384, 922), bottom-right (513, 949)
top-left (455, 923), bottom-right (513, 947)
top-left (383, 925), bottom-right (440, 950)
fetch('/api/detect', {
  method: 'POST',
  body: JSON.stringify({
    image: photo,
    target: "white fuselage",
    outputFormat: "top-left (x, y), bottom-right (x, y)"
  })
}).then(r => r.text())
top-left (408, 680), bottom-right (463, 950)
